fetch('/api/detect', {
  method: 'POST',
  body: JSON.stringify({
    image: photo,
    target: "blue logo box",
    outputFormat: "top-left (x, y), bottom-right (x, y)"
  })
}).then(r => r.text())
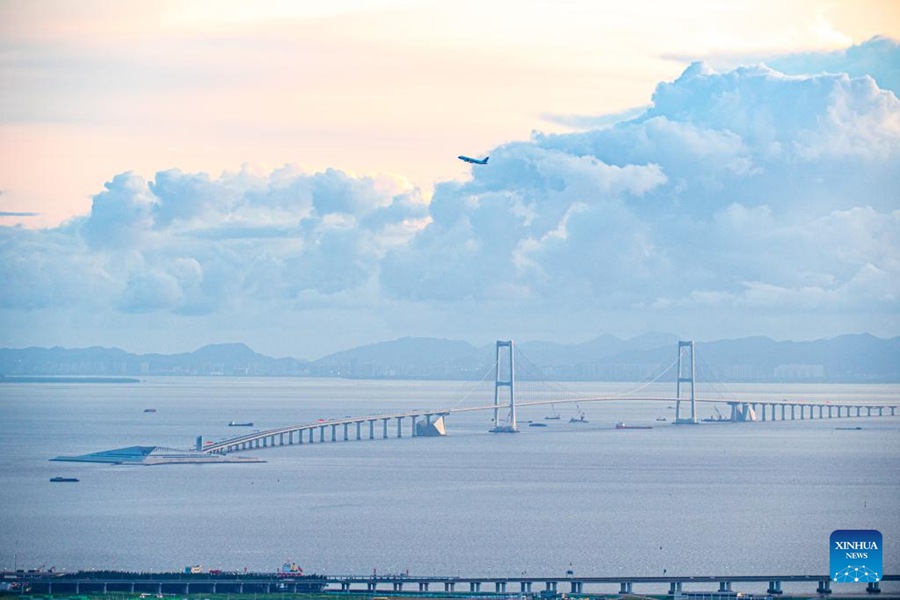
top-left (831, 529), bottom-right (882, 583)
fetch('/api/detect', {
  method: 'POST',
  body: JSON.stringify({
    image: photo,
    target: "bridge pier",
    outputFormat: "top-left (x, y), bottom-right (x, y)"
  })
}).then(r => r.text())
top-left (817, 579), bottom-right (832, 594)
top-left (331, 424), bottom-right (337, 442)
top-left (495, 581), bottom-right (506, 593)
top-left (356, 421), bottom-right (362, 440)
top-left (619, 582), bottom-right (633, 594)
top-left (718, 581), bottom-right (732, 592)
top-left (367, 582), bottom-right (376, 592)
top-left (319, 426), bottom-right (325, 442)
top-left (444, 582), bottom-right (455, 592)
top-left (369, 419), bottom-right (375, 439)
top-left (867, 581), bottom-right (881, 594)
top-left (520, 581), bottom-right (532, 592)
top-left (545, 581), bottom-right (557, 592)
top-left (343, 422), bottom-right (349, 441)
top-left (396, 416), bottom-right (403, 438)
top-left (469, 582), bottom-right (481, 592)
top-left (392, 582), bottom-right (402, 592)
top-left (418, 582), bottom-right (428, 592)
top-left (761, 403), bottom-right (766, 421)
top-left (411, 415), bottom-right (418, 437)
top-left (570, 581), bottom-right (583, 593)
top-left (382, 418), bottom-right (389, 439)
top-left (668, 581), bottom-right (683, 594)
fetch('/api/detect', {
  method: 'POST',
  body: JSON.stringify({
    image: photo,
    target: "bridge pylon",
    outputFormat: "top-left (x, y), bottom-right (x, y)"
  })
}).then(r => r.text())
top-left (490, 340), bottom-right (518, 433)
top-left (675, 340), bottom-right (699, 424)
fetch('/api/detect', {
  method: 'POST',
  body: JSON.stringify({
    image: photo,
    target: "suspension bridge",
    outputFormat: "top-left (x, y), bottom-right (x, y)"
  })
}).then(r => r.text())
top-left (198, 340), bottom-right (898, 455)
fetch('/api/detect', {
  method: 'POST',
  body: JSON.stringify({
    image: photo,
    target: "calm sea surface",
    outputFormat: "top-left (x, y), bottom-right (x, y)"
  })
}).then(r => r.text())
top-left (1, 377), bottom-right (898, 593)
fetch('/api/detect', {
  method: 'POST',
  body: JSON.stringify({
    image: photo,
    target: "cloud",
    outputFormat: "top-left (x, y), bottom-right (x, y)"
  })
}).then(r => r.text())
top-left (1, 38), bottom-right (898, 354)
top-left (767, 36), bottom-right (900, 97)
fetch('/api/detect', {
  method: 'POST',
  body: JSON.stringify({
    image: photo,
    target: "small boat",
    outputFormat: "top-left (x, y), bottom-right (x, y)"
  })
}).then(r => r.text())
top-left (50, 477), bottom-right (79, 482)
top-left (529, 422), bottom-right (548, 427)
top-left (568, 404), bottom-right (588, 423)
top-left (143, 408), bottom-right (157, 413)
top-left (544, 404), bottom-right (561, 420)
top-left (836, 426), bottom-right (862, 431)
top-left (656, 417), bottom-right (667, 422)
top-left (615, 422), bottom-right (652, 430)
top-left (228, 421), bottom-right (254, 427)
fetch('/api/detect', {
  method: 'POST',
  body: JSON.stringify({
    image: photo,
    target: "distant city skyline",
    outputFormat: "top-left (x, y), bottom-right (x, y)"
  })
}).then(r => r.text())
top-left (1, 2), bottom-right (898, 358)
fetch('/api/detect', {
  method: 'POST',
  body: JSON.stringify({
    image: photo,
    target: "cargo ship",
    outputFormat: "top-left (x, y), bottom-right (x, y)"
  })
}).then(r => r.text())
top-left (615, 422), bottom-right (652, 430)
top-left (50, 476), bottom-right (79, 482)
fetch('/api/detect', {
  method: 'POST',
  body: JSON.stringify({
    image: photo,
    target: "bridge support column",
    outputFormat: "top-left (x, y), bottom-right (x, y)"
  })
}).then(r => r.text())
top-left (570, 581), bottom-right (582, 594)
top-left (819, 406), bottom-right (824, 418)
top-left (367, 582), bottom-right (376, 592)
top-left (761, 404), bottom-right (767, 421)
top-left (781, 404), bottom-right (786, 420)
top-left (867, 406), bottom-right (873, 417)
top-left (675, 340), bottom-right (698, 424)
top-left (867, 581), bottom-right (881, 594)
top-left (856, 406), bottom-right (862, 417)
top-left (878, 407), bottom-right (884, 417)
top-left (718, 581), bottom-right (732, 592)
top-left (369, 420), bottom-right (375, 439)
top-left (790, 405), bottom-right (796, 420)
top-left (411, 415), bottom-right (418, 437)
top-left (495, 582), bottom-right (506, 593)
top-left (343, 422), bottom-right (349, 441)
top-left (340, 583), bottom-right (350, 592)
top-left (668, 581), bottom-right (683, 594)
top-left (356, 421), bottom-right (362, 440)
top-left (490, 340), bottom-right (518, 432)
top-left (521, 582), bottom-right (532, 593)
top-left (470, 582), bottom-right (481, 592)
top-left (817, 579), bottom-right (832, 594)
top-left (444, 582), bottom-right (455, 592)
top-left (382, 418), bottom-right (389, 439)
top-left (396, 416), bottom-right (403, 438)
top-left (319, 426), bottom-right (325, 442)
top-left (419, 582), bottom-right (428, 592)
top-left (393, 582), bottom-right (402, 592)
top-left (767, 580), bottom-right (783, 595)
top-left (545, 581), bottom-right (557, 592)
top-left (331, 424), bottom-right (337, 441)
top-left (619, 582), bottom-right (633, 594)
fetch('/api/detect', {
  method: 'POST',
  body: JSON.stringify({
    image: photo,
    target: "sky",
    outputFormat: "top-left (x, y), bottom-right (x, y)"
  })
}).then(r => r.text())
top-left (1, 0), bottom-right (899, 359)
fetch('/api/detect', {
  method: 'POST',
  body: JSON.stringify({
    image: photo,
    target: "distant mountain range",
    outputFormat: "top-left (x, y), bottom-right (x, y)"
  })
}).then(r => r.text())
top-left (1, 333), bottom-right (897, 383)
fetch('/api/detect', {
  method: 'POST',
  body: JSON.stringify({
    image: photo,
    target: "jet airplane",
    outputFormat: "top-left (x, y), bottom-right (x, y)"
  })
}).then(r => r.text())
top-left (458, 155), bottom-right (489, 165)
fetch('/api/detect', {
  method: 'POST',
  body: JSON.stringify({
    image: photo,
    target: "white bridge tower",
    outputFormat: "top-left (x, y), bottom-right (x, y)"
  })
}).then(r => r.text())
top-left (675, 340), bottom-right (699, 424)
top-left (490, 340), bottom-right (518, 433)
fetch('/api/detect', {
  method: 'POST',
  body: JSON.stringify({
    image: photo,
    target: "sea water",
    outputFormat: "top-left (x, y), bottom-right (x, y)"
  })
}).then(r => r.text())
top-left (0, 377), bottom-right (898, 595)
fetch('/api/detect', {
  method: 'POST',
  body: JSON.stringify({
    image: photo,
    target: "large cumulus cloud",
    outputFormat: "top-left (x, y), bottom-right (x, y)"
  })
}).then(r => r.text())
top-left (1, 38), bottom-right (898, 352)
top-left (2, 166), bottom-right (427, 316)
top-left (380, 48), bottom-right (900, 330)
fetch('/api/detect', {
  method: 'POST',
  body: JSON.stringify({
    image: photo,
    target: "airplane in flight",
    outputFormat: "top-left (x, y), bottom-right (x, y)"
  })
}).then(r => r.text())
top-left (458, 155), bottom-right (489, 165)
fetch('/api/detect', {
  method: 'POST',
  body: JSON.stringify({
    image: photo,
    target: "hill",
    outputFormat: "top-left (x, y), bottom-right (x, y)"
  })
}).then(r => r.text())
top-left (1, 334), bottom-right (897, 382)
